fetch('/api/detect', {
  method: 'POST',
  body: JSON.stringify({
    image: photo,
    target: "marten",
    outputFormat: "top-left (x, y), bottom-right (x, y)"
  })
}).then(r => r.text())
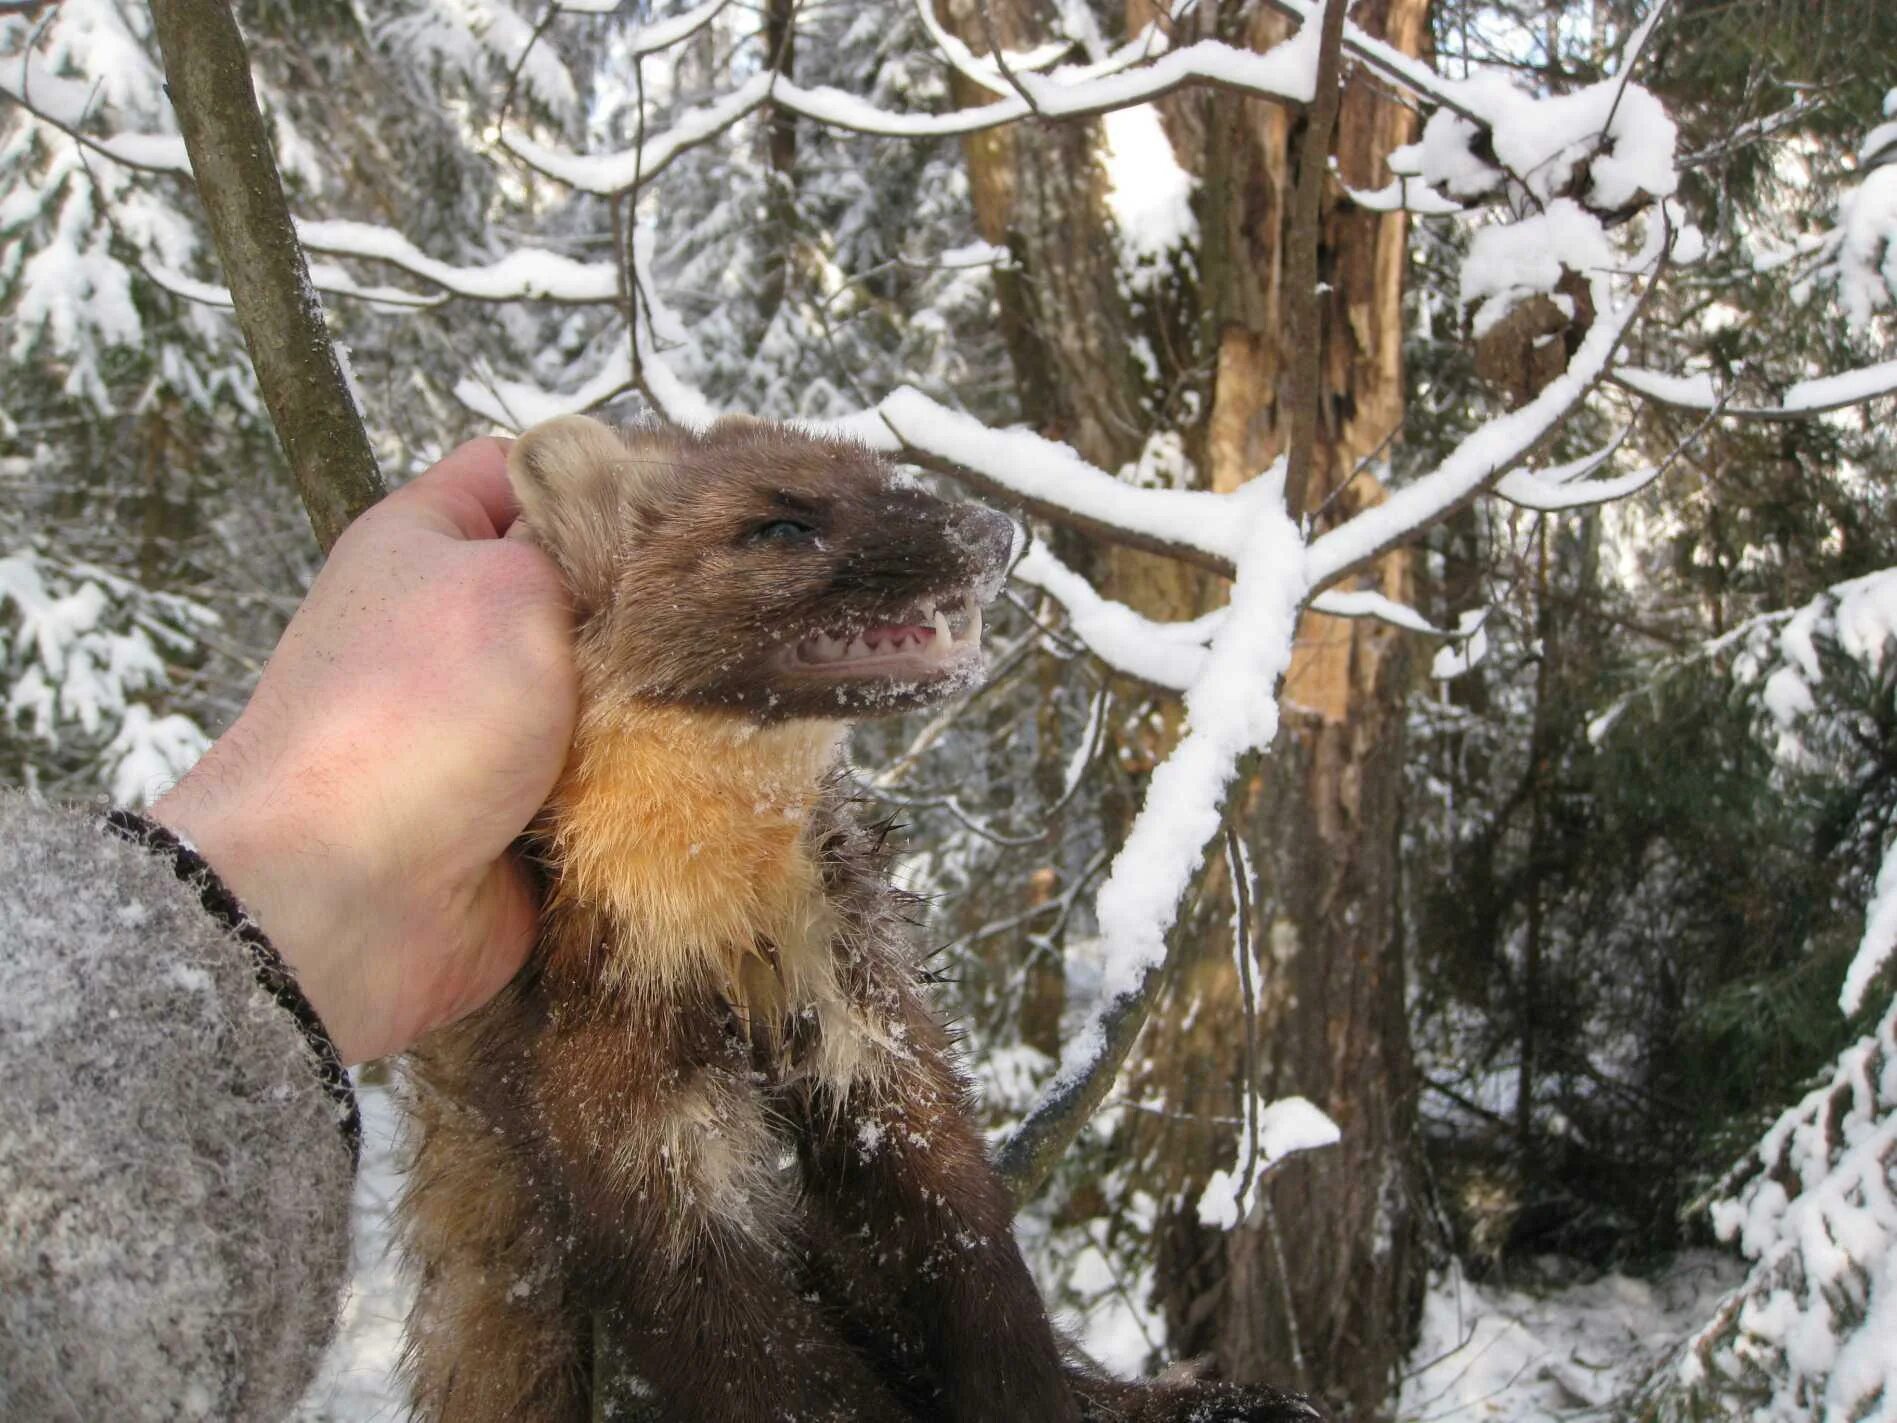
top-left (397, 414), bottom-right (1317, 1423)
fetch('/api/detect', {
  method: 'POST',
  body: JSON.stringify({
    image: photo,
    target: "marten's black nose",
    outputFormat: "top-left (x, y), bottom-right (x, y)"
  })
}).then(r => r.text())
top-left (950, 503), bottom-right (1017, 583)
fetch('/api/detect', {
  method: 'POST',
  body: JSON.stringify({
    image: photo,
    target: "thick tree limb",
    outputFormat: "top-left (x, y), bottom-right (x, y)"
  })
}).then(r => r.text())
top-left (149, 0), bottom-right (384, 552)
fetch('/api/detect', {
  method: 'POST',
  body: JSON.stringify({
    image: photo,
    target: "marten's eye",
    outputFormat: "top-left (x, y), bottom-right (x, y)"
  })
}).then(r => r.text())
top-left (748, 518), bottom-right (817, 544)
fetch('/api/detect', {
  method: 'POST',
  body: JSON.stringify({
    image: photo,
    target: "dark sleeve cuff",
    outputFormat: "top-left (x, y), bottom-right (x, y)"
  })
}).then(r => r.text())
top-left (101, 808), bottom-right (362, 1166)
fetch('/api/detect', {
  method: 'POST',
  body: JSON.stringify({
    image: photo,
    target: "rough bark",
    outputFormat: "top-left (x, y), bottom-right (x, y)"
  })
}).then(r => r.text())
top-left (149, 0), bottom-right (384, 552)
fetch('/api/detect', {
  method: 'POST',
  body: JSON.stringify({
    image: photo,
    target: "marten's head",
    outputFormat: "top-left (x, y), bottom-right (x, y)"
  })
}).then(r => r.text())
top-left (507, 414), bottom-right (1015, 722)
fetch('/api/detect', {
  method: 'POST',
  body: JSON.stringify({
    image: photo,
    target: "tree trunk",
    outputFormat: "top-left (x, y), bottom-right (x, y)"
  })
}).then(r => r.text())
top-left (946, 0), bottom-right (1430, 1414)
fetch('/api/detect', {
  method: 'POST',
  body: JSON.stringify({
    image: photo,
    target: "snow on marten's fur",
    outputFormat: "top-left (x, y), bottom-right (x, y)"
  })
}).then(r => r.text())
top-left (397, 414), bottom-right (1319, 1423)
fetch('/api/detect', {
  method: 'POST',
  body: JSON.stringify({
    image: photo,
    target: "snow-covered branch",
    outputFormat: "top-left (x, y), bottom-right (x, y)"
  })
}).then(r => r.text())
top-left (499, 27), bottom-right (1322, 197)
top-left (1307, 214), bottom-right (1666, 594)
top-left (909, 0), bottom-right (1081, 98)
top-left (0, 52), bottom-right (191, 174)
top-left (877, 389), bottom-right (1240, 573)
top-left (555, 0), bottom-right (732, 54)
top-left (997, 471), bottom-right (1310, 1200)
top-left (1613, 358), bottom-right (1897, 419)
top-left (296, 220), bottom-right (620, 303)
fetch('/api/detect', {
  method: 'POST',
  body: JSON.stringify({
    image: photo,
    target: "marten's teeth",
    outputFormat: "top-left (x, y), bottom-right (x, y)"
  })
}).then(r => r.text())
top-left (847, 634), bottom-right (872, 660)
top-left (968, 601), bottom-right (982, 646)
top-left (933, 609), bottom-right (952, 648)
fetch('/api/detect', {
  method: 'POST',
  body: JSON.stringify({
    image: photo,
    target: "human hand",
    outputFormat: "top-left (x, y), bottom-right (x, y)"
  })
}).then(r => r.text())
top-left (152, 438), bottom-right (578, 1065)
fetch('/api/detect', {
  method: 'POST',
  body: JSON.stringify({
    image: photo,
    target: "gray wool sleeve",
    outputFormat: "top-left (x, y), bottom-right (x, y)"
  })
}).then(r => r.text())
top-left (0, 792), bottom-right (356, 1422)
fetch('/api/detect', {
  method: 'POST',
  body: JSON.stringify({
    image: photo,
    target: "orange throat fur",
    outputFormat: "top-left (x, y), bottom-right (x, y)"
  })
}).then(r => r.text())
top-left (540, 703), bottom-right (848, 1017)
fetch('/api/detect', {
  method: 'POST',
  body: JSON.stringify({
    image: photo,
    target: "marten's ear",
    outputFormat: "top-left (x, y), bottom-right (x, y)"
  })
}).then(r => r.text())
top-left (507, 414), bottom-right (630, 613)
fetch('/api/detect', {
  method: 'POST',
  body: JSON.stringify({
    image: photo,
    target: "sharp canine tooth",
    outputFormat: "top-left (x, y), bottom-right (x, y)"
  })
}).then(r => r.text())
top-left (933, 609), bottom-right (952, 648)
top-left (969, 602), bottom-right (983, 646)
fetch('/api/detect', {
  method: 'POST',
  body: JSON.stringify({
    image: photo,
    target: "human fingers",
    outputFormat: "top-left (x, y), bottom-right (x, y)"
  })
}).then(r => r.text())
top-left (387, 436), bottom-right (520, 541)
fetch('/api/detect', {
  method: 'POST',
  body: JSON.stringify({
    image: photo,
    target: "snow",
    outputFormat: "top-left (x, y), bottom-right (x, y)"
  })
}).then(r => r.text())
top-left (1612, 364), bottom-right (1720, 410)
top-left (565, 0), bottom-right (732, 55)
top-left (1431, 610), bottom-right (1490, 680)
top-left (104, 705), bottom-right (210, 808)
top-left (382, 0), bottom-right (578, 121)
top-left (1845, 818), bottom-right (1897, 1018)
top-left (1309, 588), bottom-right (1442, 635)
top-left (1776, 358), bottom-right (1897, 414)
top-left (501, 28), bottom-right (1321, 196)
top-left (1397, 1254), bottom-right (1742, 1422)
top-left (1014, 542), bottom-right (1208, 691)
top-left (1047, 468), bottom-right (1307, 1093)
top-left (0, 49), bottom-right (190, 174)
top-left (1195, 1096), bottom-right (1341, 1230)
top-left (1494, 460), bottom-right (1659, 511)
top-left (1391, 70), bottom-right (1678, 212)
top-left (1859, 119), bottom-right (1897, 170)
top-left (1307, 209), bottom-right (1665, 592)
top-left (1828, 166), bottom-right (1897, 332)
top-left (295, 1081), bottom-right (409, 1421)
top-left (878, 388), bottom-right (1237, 563)
top-left (1344, 177), bottom-right (1465, 216)
top-left (454, 224), bottom-right (718, 429)
top-left (936, 241), bottom-right (1010, 270)
top-left (0, 550), bottom-right (213, 802)
top-left (296, 221), bottom-right (619, 303)
top-left (1098, 104), bottom-right (1197, 283)
top-left (1637, 561), bottom-right (1897, 1413)
top-left (1680, 994), bottom-right (1897, 1421)
top-left (910, 0), bottom-right (1093, 99)
top-left (10, 188), bottom-right (145, 363)
top-left (1461, 200), bottom-right (1613, 339)
top-left (502, 72), bottom-right (773, 192)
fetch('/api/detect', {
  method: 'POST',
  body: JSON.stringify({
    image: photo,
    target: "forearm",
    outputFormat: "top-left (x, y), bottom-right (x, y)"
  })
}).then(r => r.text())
top-left (0, 792), bottom-right (355, 1422)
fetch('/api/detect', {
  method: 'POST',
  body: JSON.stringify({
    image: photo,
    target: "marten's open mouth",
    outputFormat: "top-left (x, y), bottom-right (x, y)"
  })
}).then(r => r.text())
top-left (779, 590), bottom-right (984, 681)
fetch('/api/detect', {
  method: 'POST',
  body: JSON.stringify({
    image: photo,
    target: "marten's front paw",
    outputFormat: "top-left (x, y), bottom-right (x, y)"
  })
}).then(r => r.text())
top-left (1074, 1375), bottom-right (1324, 1423)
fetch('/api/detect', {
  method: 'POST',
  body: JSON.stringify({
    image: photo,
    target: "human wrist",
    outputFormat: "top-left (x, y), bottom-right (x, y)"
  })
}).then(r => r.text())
top-left (150, 735), bottom-right (374, 1064)
top-left (100, 804), bottom-right (361, 1159)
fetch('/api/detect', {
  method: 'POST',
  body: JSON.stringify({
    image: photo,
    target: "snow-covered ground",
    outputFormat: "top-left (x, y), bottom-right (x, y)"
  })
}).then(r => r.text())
top-left (295, 1080), bottom-right (409, 1423)
top-left (302, 1079), bottom-right (1745, 1422)
top-left (1397, 1254), bottom-right (1742, 1422)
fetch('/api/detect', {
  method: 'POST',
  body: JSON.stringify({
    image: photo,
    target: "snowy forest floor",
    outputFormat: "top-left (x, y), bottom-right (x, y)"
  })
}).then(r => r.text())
top-left (296, 1081), bottom-right (1744, 1422)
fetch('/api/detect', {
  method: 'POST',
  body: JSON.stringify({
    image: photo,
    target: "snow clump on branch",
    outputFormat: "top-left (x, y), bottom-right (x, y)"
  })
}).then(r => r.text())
top-left (1389, 70), bottom-right (1679, 215)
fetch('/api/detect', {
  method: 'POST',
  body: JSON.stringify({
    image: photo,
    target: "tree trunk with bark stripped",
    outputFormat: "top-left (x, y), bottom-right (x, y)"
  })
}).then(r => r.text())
top-left (943, 0), bottom-right (1431, 1414)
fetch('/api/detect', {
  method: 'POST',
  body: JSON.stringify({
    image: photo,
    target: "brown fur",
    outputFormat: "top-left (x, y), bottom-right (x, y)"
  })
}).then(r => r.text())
top-left (397, 416), bottom-right (1318, 1423)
